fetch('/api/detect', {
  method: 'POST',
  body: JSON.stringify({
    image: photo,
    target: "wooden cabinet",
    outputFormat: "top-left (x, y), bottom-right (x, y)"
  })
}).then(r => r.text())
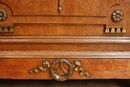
top-left (0, 0), bottom-right (130, 81)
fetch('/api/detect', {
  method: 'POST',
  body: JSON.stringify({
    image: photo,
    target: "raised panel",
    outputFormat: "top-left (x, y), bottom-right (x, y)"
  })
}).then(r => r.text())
top-left (0, 0), bottom-right (119, 16)
top-left (0, 0), bottom-right (57, 15)
top-left (60, 0), bottom-right (119, 16)
top-left (0, 52), bottom-right (130, 79)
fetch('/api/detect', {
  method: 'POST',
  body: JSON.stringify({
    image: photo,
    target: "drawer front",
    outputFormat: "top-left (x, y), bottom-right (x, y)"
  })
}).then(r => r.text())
top-left (0, 57), bottom-right (130, 80)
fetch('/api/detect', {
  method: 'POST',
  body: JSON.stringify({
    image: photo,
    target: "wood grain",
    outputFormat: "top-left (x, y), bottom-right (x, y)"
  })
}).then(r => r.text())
top-left (0, 59), bottom-right (130, 79)
top-left (0, 36), bottom-right (130, 43)
top-left (0, 0), bottom-right (130, 80)
top-left (0, 51), bottom-right (130, 59)
top-left (0, 0), bottom-right (57, 15)
top-left (0, 43), bottom-right (130, 51)
top-left (126, 0), bottom-right (130, 5)
top-left (0, 0), bottom-right (119, 16)
top-left (0, 0), bottom-right (129, 36)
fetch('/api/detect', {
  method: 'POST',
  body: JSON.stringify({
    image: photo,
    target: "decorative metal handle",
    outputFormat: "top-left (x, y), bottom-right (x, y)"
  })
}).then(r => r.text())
top-left (51, 59), bottom-right (73, 81)
top-left (29, 59), bottom-right (91, 81)
top-left (58, 0), bottom-right (62, 13)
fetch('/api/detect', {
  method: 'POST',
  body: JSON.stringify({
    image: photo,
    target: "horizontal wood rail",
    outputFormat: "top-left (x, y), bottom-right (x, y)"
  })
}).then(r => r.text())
top-left (0, 36), bottom-right (130, 44)
top-left (0, 51), bottom-right (130, 59)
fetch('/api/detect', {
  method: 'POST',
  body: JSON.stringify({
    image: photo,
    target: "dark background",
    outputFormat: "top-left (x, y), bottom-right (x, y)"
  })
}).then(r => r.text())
top-left (0, 80), bottom-right (130, 87)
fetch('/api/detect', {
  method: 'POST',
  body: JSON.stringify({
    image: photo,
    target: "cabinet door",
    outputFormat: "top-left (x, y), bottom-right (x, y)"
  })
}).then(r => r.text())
top-left (60, 0), bottom-right (119, 16)
top-left (0, 0), bottom-right (57, 15)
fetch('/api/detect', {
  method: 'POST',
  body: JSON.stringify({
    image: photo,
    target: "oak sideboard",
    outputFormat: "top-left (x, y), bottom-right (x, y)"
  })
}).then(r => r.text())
top-left (0, 0), bottom-right (130, 81)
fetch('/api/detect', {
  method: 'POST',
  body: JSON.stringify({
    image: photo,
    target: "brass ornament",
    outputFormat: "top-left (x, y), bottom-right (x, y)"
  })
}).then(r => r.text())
top-left (29, 60), bottom-right (50, 74)
top-left (50, 59), bottom-right (73, 81)
top-left (58, 0), bottom-right (62, 13)
top-left (0, 8), bottom-right (7, 21)
top-left (74, 60), bottom-right (81, 71)
top-left (29, 59), bottom-right (91, 81)
top-left (73, 61), bottom-right (91, 78)
top-left (111, 10), bottom-right (124, 23)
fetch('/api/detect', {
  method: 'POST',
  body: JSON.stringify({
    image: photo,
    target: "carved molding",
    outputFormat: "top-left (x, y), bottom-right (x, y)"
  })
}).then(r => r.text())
top-left (0, 51), bottom-right (130, 59)
top-left (0, 36), bottom-right (130, 44)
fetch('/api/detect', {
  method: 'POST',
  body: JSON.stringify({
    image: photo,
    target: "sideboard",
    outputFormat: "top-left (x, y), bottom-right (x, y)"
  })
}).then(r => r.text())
top-left (0, 0), bottom-right (130, 81)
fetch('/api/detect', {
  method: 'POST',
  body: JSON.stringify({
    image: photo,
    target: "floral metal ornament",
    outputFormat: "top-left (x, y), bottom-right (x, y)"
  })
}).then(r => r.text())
top-left (0, 8), bottom-right (7, 21)
top-left (29, 59), bottom-right (91, 81)
top-left (111, 10), bottom-right (124, 23)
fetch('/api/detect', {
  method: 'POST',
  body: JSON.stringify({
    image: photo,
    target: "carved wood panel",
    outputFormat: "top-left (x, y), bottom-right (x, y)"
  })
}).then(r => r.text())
top-left (0, 0), bottom-right (58, 15)
top-left (0, 0), bottom-right (119, 16)
top-left (60, 0), bottom-right (119, 16)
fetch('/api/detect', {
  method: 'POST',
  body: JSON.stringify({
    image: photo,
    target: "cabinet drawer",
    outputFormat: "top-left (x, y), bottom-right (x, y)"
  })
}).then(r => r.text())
top-left (0, 51), bottom-right (130, 81)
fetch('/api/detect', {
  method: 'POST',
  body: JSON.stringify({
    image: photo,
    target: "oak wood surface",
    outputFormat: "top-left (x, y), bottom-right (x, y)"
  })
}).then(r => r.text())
top-left (0, 0), bottom-right (119, 16)
top-left (0, 0), bottom-right (129, 36)
top-left (0, 43), bottom-right (130, 51)
top-left (0, 0), bottom-right (130, 80)
top-left (0, 58), bottom-right (130, 79)
top-left (0, 51), bottom-right (130, 59)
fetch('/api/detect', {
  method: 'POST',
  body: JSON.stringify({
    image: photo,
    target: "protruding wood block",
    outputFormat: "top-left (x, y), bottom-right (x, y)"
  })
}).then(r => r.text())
top-left (3, 27), bottom-right (9, 32)
top-left (105, 28), bottom-right (110, 33)
top-left (0, 27), bottom-right (2, 32)
top-left (111, 28), bottom-right (115, 33)
top-left (116, 28), bottom-right (121, 33)
top-left (10, 27), bottom-right (15, 32)
top-left (122, 28), bottom-right (126, 33)
top-left (0, 27), bottom-right (15, 33)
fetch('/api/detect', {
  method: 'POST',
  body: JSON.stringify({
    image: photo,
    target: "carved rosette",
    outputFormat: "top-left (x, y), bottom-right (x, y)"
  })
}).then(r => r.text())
top-left (29, 59), bottom-right (91, 81)
top-left (0, 8), bottom-right (7, 21)
top-left (111, 10), bottom-right (124, 23)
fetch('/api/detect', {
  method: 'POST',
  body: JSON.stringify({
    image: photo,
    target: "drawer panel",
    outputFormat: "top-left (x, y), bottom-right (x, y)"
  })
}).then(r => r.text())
top-left (0, 58), bottom-right (130, 80)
